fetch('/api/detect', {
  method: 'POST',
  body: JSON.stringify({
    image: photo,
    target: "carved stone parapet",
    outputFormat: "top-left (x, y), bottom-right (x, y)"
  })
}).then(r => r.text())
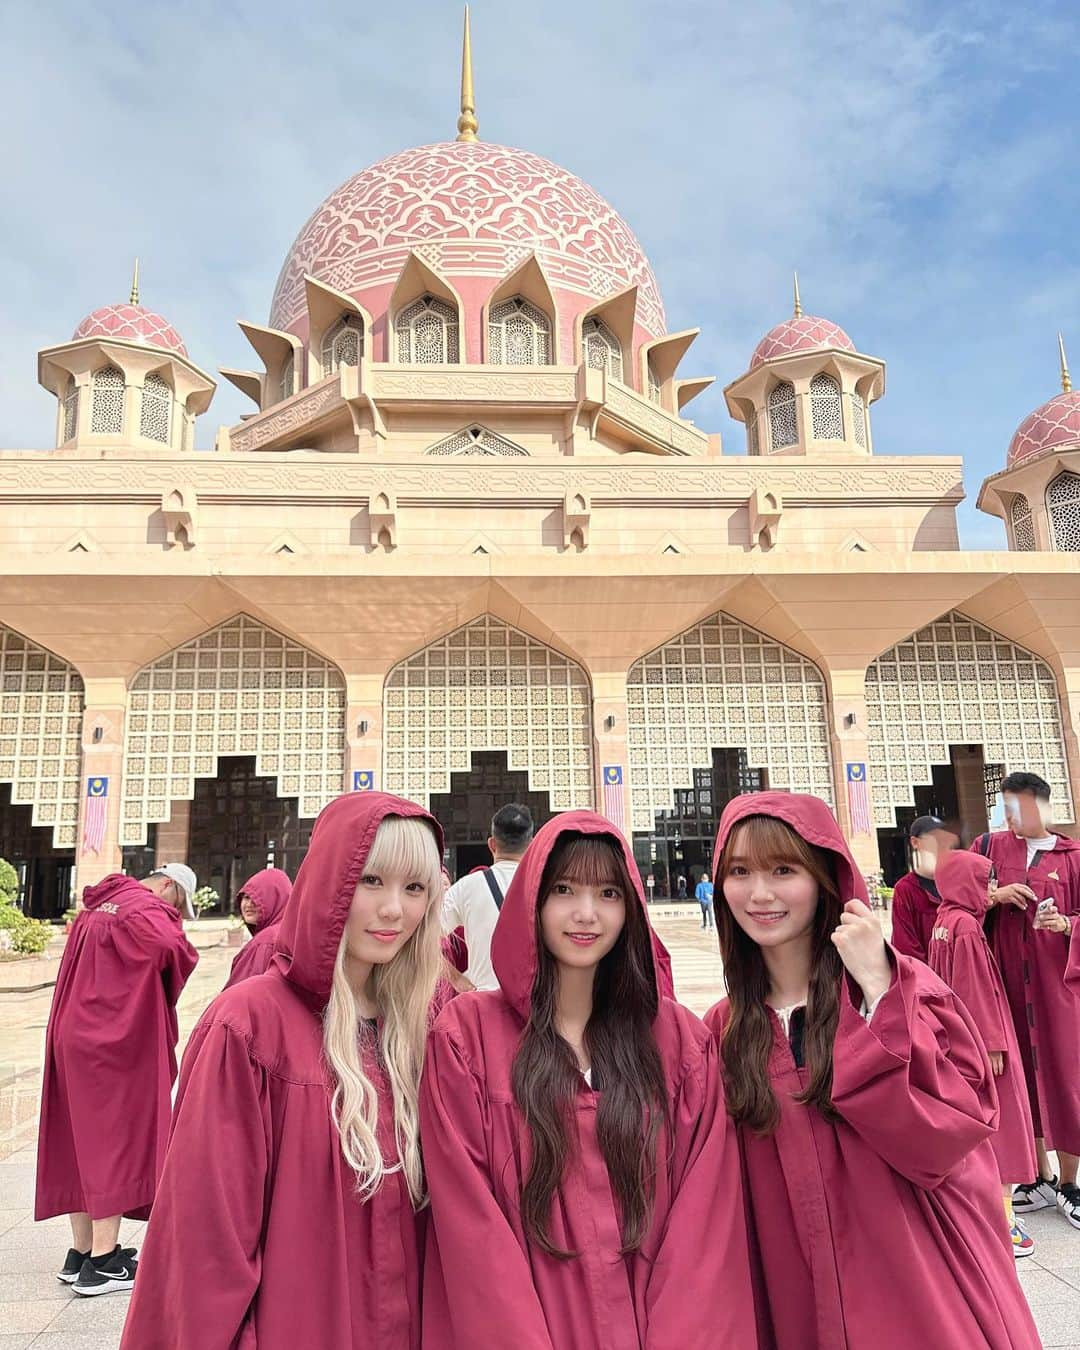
top-left (228, 377), bottom-right (345, 453)
top-left (371, 365), bottom-right (580, 406)
top-left (599, 379), bottom-right (710, 456)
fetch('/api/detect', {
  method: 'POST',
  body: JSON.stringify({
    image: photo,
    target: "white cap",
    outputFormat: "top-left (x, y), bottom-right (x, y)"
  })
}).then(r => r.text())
top-left (149, 863), bottom-right (197, 921)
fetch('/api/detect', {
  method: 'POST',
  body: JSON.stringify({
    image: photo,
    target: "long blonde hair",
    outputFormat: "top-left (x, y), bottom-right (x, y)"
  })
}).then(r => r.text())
top-left (322, 815), bottom-right (443, 1206)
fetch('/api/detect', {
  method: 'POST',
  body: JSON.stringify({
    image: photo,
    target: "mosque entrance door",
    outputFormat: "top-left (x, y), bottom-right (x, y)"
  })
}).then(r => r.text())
top-left (0, 782), bottom-right (75, 919)
top-left (632, 748), bottom-right (767, 900)
top-left (429, 750), bottom-right (552, 879)
top-left (186, 756), bottom-right (313, 912)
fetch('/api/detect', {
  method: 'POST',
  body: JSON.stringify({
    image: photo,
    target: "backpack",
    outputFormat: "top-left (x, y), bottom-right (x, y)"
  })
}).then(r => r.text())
top-left (482, 867), bottom-right (505, 912)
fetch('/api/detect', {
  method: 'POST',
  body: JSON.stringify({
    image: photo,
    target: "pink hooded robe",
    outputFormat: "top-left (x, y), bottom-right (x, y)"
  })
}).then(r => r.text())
top-left (706, 792), bottom-right (1040, 1350)
top-left (420, 809), bottom-right (756, 1350)
top-left (120, 792), bottom-right (447, 1350)
top-left (223, 866), bottom-right (292, 989)
top-left (928, 850), bottom-right (1037, 1183)
top-left (973, 827), bottom-right (1080, 1153)
top-left (888, 870), bottom-right (939, 962)
top-left (35, 873), bottom-right (198, 1222)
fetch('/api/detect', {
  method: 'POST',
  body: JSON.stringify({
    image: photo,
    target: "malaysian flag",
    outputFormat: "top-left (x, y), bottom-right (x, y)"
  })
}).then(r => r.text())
top-left (83, 777), bottom-right (108, 853)
top-left (602, 766), bottom-right (625, 826)
top-left (353, 770), bottom-right (374, 791)
top-left (845, 763), bottom-right (872, 835)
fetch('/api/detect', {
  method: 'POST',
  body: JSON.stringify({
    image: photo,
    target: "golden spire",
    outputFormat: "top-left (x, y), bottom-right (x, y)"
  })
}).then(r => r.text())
top-left (793, 271), bottom-right (803, 318)
top-left (1059, 331), bottom-right (1072, 394)
top-left (456, 6), bottom-right (478, 143)
top-left (129, 258), bottom-right (140, 306)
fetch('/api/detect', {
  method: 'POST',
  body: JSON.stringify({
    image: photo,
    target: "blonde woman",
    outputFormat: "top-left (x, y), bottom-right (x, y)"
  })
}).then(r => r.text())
top-left (120, 792), bottom-right (447, 1350)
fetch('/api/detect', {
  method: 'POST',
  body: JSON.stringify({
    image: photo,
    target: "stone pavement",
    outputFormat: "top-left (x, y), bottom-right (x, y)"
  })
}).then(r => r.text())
top-left (1, 915), bottom-right (1078, 1346)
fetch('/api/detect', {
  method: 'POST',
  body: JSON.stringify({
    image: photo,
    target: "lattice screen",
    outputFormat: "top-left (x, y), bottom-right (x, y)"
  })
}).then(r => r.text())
top-left (768, 382), bottom-right (798, 450)
top-left (626, 613), bottom-right (833, 831)
top-left (865, 612), bottom-right (1073, 826)
top-left (383, 616), bottom-right (593, 810)
top-left (62, 380), bottom-right (79, 443)
top-left (321, 318), bottom-right (363, 377)
top-left (810, 373), bottom-right (843, 440)
top-left (91, 366), bottom-right (124, 434)
top-left (425, 424), bottom-right (529, 457)
top-left (0, 627), bottom-right (83, 847)
top-left (851, 392), bottom-right (867, 449)
top-left (121, 615), bottom-right (346, 845)
top-left (1010, 494), bottom-right (1035, 551)
top-left (139, 374), bottom-right (171, 444)
top-left (489, 297), bottom-right (552, 365)
top-left (582, 317), bottom-right (623, 381)
top-left (1048, 472), bottom-right (1080, 552)
top-left (396, 295), bottom-right (460, 364)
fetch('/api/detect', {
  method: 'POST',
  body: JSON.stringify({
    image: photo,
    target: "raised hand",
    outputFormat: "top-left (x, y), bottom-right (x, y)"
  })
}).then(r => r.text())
top-left (831, 898), bottom-right (892, 1007)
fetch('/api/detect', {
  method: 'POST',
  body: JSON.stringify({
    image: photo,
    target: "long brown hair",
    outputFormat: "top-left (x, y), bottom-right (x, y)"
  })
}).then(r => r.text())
top-left (511, 833), bottom-right (668, 1257)
top-left (714, 814), bottom-right (844, 1134)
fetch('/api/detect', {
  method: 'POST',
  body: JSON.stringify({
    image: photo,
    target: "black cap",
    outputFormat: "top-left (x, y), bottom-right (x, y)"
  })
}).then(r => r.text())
top-left (910, 815), bottom-right (945, 838)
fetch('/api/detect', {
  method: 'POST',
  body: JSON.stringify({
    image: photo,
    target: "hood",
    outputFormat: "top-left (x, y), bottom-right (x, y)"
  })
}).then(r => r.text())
top-left (935, 850), bottom-right (992, 918)
top-left (710, 792), bottom-right (869, 907)
top-left (273, 791), bottom-right (444, 1008)
top-left (490, 809), bottom-right (659, 1021)
top-left (82, 873), bottom-right (176, 915)
top-left (238, 867), bottom-right (292, 934)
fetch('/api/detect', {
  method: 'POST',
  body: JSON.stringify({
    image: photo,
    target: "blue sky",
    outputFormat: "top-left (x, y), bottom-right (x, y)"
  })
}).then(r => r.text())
top-left (2, 0), bottom-right (1078, 547)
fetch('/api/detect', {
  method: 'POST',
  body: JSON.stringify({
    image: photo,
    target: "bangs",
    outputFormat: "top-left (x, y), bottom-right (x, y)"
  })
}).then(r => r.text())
top-left (719, 815), bottom-right (808, 876)
top-left (364, 815), bottom-right (442, 897)
top-left (546, 834), bottom-right (625, 889)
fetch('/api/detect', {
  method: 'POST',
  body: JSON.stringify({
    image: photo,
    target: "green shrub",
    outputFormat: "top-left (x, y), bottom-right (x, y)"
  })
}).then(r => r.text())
top-left (192, 886), bottom-right (219, 916)
top-left (0, 901), bottom-right (54, 955)
top-left (0, 858), bottom-right (18, 905)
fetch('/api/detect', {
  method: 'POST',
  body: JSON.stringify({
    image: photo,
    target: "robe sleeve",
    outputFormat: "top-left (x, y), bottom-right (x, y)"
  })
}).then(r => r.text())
top-left (644, 1042), bottom-right (756, 1350)
top-left (829, 956), bottom-right (997, 1190)
top-left (119, 1019), bottom-right (270, 1350)
top-left (943, 932), bottom-right (1010, 1054)
top-left (419, 1021), bottom-right (556, 1350)
top-left (123, 907), bottom-right (199, 1006)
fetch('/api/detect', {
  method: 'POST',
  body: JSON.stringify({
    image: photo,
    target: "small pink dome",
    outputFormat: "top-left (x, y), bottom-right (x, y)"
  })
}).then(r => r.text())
top-left (269, 140), bottom-right (666, 339)
top-left (71, 303), bottom-right (187, 357)
top-left (750, 314), bottom-right (855, 369)
top-left (1007, 390), bottom-right (1080, 466)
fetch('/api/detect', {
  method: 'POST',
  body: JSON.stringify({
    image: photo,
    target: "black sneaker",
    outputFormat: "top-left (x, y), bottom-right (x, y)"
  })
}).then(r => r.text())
top-left (72, 1245), bottom-right (138, 1297)
top-left (1013, 1174), bottom-right (1059, 1212)
top-left (56, 1247), bottom-right (90, 1284)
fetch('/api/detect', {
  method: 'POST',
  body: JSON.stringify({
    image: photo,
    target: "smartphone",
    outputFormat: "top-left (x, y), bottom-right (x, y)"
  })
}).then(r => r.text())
top-left (1037, 898), bottom-right (1056, 916)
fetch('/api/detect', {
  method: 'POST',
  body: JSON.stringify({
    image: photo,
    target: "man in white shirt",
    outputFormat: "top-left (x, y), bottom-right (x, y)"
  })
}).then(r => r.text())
top-left (442, 803), bottom-right (534, 991)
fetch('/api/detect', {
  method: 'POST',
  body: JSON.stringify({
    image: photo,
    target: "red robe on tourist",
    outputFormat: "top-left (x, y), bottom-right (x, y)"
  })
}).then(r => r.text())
top-left (120, 792), bottom-right (449, 1350)
top-left (223, 866), bottom-right (292, 989)
top-left (35, 874), bottom-right (198, 1222)
top-left (928, 850), bottom-right (1037, 1183)
top-left (420, 809), bottom-right (755, 1350)
top-left (973, 827), bottom-right (1080, 1153)
top-left (888, 869), bottom-right (939, 962)
top-left (705, 792), bottom-right (1040, 1350)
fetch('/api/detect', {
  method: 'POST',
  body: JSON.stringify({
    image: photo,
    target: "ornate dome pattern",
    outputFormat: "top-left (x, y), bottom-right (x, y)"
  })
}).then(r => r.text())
top-left (72, 303), bottom-right (188, 357)
top-left (269, 141), bottom-right (666, 338)
top-left (750, 314), bottom-right (854, 369)
top-left (1007, 391), bottom-right (1080, 466)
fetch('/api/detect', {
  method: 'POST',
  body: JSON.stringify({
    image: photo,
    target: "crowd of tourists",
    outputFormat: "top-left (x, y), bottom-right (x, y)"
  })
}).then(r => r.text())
top-left (31, 766), bottom-right (1080, 1347)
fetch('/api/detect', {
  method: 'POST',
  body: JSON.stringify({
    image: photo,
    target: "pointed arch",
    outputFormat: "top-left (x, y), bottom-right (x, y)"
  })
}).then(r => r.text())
top-left (425, 424), bottom-right (529, 457)
top-left (767, 381), bottom-right (798, 450)
top-left (1047, 471), bottom-right (1080, 551)
top-left (865, 611), bottom-right (1072, 827)
top-left (483, 253), bottom-right (558, 364)
top-left (382, 616), bottom-right (593, 810)
top-left (809, 371), bottom-right (843, 440)
top-left (1010, 494), bottom-right (1035, 552)
top-left (626, 613), bottom-right (833, 831)
top-left (389, 252), bottom-right (463, 365)
top-left (139, 371), bottom-right (172, 444)
top-left (0, 625), bottom-right (84, 847)
top-left (90, 365), bottom-right (125, 434)
top-left (120, 614), bottom-right (346, 845)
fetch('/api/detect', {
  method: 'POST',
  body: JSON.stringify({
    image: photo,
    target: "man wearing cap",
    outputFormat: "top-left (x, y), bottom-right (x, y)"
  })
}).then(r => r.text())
top-left (35, 865), bottom-right (199, 1296)
top-left (888, 816), bottom-right (957, 962)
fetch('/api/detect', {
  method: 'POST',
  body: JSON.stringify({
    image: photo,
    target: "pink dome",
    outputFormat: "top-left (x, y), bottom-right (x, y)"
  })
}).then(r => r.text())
top-left (72, 303), bottom-right (187, 357)
top-left (750, 314), bottom-right (855, 369)
top-left (1007, 390), bottom-right (1080, 466)
top-left (269, 141), bottom-right (666, 339)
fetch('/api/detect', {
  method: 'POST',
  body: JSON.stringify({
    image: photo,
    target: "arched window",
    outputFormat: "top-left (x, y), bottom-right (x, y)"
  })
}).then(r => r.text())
top-left (647, 360), bottom-right (662, 404)
top-left (851, 390), bottom-right (868, 448)
top-left (810, 372), bottom-right (843, 440)
top-left (488, 296), bottom-right (551, 365)
top-left (396, 294), bottom-right (459, 364)
top-left (279, 350), bottom-right (295, 403)
top-left (747, 416), bottom-right (760, 455)
top-left (90, 366), bottom-right (125, 434)
top-left (62, 378), bottom-right (79, 442)
top-left (767, 381), bottom-right (798, 450)
top-left (582, 316), bottom-right (623, 381)
top-left (139, 373), bottom-right (172, 444)
top-left (321, 316), bottom-right (363, 378)
top-left (1047, 471), bottom-right (1080, 552)
top-left (1010, 494), bottom-right (1035, 551)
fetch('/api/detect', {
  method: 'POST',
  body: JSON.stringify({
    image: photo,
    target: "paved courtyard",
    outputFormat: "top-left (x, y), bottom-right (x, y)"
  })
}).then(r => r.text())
top-left (1, 915), bottom-right (1079, 1347)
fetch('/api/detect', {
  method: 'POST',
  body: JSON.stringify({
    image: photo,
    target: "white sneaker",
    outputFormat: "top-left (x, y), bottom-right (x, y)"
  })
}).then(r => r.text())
top-left (1013, 1175), bottom-right (1058, 1212)
top-left (1057, 1182), bottom-right (1080, 1230)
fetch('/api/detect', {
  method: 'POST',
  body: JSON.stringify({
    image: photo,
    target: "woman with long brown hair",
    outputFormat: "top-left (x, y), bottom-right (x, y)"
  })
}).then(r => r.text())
top-left (707, 791), bottom-right (1040, 1350)
top-left (420, 809), bottom-right (753, 1349)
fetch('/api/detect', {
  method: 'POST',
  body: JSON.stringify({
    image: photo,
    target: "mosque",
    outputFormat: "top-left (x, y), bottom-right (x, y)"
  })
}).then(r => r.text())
top-left (4, 14), bottom-right (1079, 916)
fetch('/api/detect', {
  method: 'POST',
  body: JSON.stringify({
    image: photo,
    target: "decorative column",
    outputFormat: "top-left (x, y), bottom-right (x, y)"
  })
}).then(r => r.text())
top-left (1057, 661), bottom-right (1080, 837)
top-left (592, 671), bottom-right (630, 834)
top-left (344, 673), bottom-right (383, 794)
top-left (73, 678), bottom-right (128, 896)
top-left (826, 666), bottom-right (880, 875)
